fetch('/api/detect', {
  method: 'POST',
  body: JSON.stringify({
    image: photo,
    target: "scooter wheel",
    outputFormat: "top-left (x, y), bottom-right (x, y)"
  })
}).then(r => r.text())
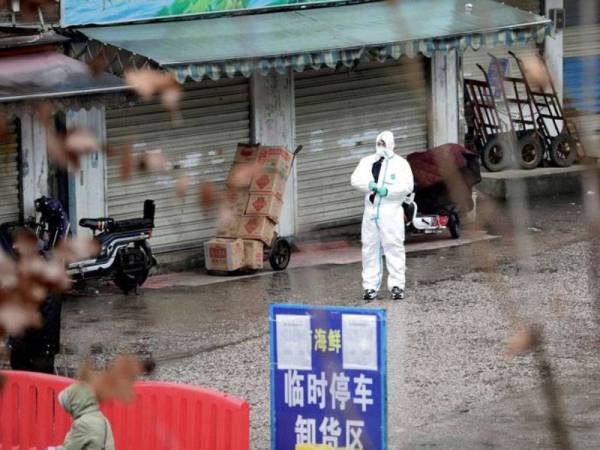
top-left (114, 270), bottom-right (147, 294)
top-left (113, 247), bottom-right (151, 294)
top-left (269, 238), bottom-right (291, 271)
top-left (448, 213), bottom-right (461, 239)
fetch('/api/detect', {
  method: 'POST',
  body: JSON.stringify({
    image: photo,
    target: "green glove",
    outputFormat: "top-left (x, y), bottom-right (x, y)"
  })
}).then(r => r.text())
top-left (368, 181), bottom-right (378, 192)
top-left (377, 186), bottom-right (388, 197)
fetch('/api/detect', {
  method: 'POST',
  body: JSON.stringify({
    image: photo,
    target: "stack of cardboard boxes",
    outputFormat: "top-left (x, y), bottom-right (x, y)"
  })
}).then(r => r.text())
top-left (205, 144), bottom-right (293, 272)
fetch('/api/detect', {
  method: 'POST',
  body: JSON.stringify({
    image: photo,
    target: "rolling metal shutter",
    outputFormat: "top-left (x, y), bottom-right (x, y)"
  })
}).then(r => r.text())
top-left (564, 25), bottom-right (600, 58)
top-left (462, 1), bottom-right (542, 79)
top-left (295, 58), bottom-right (428, 232)
top-left (0, 119), bottom-right (20, 224)
top-left (462, 43), bottom-right (541, 82)
top-left (564, 1), bottom-right (600, 156)
top-left (106, 78), bottom-right (250, 253)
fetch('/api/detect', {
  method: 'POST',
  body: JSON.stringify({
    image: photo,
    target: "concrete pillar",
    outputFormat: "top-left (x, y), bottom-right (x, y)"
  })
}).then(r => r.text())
top-left (544, 0), bottom-right (564, 101)
top-left (250, 69), bottom-right (297, 237)
top-left (430, 49), bottom-right (461, 146)
top-left (66, 106), bottom-right (107, 236)
top-left (19, 112), bottom-right (48, 218)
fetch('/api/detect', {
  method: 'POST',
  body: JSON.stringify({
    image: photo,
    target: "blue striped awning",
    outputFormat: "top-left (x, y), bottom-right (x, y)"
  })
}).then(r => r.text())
top-left (77, 0), bottom-right (551, 83)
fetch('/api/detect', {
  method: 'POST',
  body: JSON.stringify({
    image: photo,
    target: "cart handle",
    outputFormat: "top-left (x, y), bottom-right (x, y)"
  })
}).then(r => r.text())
top-left (476, 63), bottom-right (487, 78)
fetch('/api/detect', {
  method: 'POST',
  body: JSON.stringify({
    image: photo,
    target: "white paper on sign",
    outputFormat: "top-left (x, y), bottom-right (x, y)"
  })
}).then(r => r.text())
top-left (276, 314), bottom-right (312, 370)
top-left (342, 314), bottom-right (377, 371)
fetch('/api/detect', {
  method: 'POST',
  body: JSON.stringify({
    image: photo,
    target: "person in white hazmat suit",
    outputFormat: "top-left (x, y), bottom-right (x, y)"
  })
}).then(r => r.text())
top-left (351, 131), bottom-right (414, 300)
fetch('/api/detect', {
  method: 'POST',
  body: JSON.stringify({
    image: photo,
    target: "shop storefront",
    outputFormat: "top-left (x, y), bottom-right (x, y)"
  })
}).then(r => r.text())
top-left (65, 0), bottom-right (549, 259)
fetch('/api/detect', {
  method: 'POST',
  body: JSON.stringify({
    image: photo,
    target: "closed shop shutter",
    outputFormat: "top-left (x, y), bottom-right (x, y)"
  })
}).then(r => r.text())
top-left (0, 119), bottom-right (20, 224)
top-left (106, 78), bottom-right (250, 253)
top-left (294, 58), bottom-right (428, 232)
top-left (462, 43), bottom-right (541, 82)
top-left (564, 25), bottom-right (600, 58)
top-left (462, 2), bottom-right (540, 89)
top-left (564, 1), bottom-right (600, 156)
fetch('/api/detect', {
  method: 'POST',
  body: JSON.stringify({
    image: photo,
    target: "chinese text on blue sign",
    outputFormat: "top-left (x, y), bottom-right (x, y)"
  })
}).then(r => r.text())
top-left (270, 304), bottom-right (387, 450)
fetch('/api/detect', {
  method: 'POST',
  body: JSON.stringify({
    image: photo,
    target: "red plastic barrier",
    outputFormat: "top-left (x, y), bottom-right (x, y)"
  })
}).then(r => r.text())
top-left (0, 371), bottom-right (250, 450)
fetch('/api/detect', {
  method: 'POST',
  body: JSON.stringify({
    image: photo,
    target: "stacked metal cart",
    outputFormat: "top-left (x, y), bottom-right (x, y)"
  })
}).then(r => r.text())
top-left (465, 51), bottom-right (585, 172)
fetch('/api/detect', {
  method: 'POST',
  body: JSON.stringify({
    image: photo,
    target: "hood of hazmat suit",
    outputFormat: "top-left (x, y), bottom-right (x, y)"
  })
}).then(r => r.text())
top-left (58, 383), bottom-right (116, 450)
top-left (375, 130), bottom-right (396, 159)
top-left (350, 131), bottom-right (414, 292)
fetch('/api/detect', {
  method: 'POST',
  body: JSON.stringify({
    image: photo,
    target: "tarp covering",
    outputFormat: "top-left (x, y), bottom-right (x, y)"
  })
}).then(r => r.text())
top-left (407, 144), bottom-right (481, 213)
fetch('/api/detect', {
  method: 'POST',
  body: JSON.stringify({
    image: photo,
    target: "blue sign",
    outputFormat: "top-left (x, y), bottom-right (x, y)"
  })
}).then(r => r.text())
top-left (270, 304), bottom-right (387, 450)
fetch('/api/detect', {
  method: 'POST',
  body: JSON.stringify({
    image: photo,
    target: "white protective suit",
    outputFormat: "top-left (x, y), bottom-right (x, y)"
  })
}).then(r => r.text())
top-left (351, 131), bottom-right (414, 291)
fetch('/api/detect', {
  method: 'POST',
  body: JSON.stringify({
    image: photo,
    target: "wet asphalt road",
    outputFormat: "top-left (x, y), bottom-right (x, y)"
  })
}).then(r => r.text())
top-left (56, 192), bottom-right (600, 449)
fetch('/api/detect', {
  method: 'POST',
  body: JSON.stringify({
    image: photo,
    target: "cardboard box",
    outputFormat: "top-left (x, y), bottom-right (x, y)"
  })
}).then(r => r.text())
top-left (250, 170), bottom-right (288, 200)
top-left (243, 239), bottom-right (264, 270)
top-left (216, 214), bottom-right (243, 239)
top-left (234, 144), bottom-right (260, 164)
top-left (226, 189), bottom-right (250, 216)
top-left (246, 193), bottom-right (284, 223)
top-left (239, 216), bottom-right (275, 245)
top-left (257, 146), bottom-right (292, 178)
top-left (204, 238), bottom-right (244, 272)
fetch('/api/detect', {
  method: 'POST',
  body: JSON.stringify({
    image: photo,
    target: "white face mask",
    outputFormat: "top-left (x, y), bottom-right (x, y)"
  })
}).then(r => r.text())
top-left (375, 132), bottom-right (395, 158)
top-left (376, 143), bottom-right (394, 158)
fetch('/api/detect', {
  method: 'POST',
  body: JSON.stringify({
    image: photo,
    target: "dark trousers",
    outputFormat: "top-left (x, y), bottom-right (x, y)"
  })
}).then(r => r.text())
top-left (9, 351), bottom-right (55, 374)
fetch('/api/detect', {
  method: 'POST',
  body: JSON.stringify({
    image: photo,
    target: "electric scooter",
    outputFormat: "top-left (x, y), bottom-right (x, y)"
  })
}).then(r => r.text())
top-left (31, 196), bottom-right (157, 293)
top-left (403, 193), bottom-right (461, 239)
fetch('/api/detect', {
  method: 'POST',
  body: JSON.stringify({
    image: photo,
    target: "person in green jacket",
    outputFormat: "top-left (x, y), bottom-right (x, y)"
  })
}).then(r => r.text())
top-left (55, 382), bottom-right (115, 450)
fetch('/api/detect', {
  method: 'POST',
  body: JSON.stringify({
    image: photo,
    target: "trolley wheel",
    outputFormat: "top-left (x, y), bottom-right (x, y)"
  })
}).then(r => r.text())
top-left (550, 132), bottom-right (578, 167)
top-left (482, 136), bottom-right (508, 172)
top-left (517, 133), bottom-right (544, 170)
top-left (269, 238), bottom-right (291, 271)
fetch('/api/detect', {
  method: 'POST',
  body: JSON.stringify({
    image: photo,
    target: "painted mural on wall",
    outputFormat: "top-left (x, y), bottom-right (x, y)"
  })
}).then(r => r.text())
top-left (61, 0), bottom-right (335, 26)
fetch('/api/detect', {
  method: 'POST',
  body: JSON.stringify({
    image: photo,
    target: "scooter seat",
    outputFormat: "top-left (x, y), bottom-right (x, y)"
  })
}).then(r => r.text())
top-left (79, 218), bottom-right (114, 231)
top-left (112, 218), bottom-right (154, 232)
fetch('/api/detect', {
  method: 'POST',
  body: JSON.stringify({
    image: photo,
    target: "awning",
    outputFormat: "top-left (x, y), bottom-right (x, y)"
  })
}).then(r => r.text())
top-left (75, 0), bottom-right (551, 83)
top-left (0, 51), bottom-right (126, 103)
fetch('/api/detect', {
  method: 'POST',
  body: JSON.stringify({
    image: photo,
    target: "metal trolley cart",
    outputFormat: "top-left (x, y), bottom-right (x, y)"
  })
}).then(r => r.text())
top-left (261, 145), bottom-right (302, 271)
top-left (464, 64), bottom-right (516, 172)
top-left (508, 50), bottom-right (584, 167)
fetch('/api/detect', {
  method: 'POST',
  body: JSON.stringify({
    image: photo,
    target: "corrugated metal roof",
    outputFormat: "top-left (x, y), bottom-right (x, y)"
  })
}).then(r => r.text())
top-left (76, 0), bottom-right (549, 82)
top-left (0, 51), bottom-right (126, 102)
top-left (0, 30), bottom-right (68, 49)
